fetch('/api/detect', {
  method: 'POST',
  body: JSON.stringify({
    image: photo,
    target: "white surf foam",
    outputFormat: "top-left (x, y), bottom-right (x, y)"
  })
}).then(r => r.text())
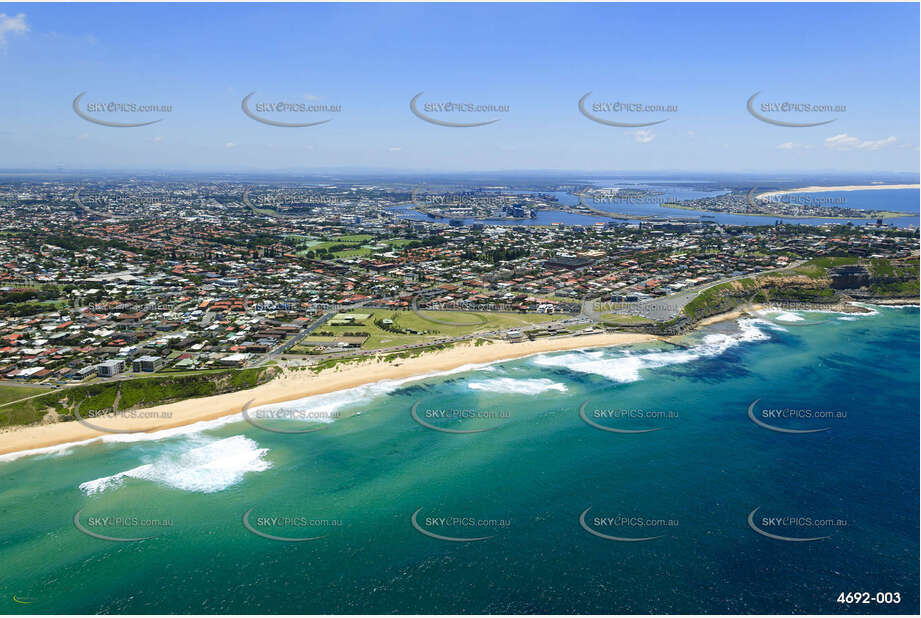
top-left (848, 302), bottom-right (880, 316)
top-left (247, 382), bottom-right (399, 422)
top-left (532, 318), bottom-right (771, 383)
top-left (773, 312), bottom-right (805, 322)
top-left (79, 435), bottom-right (270, 495)
top-left (467, 377), bottom-right (568, 394)
top-left (0, 361), bottom-right (510, 464)
top-left (0, 437), bottom-right (103, 463)
top-left (0, 413), bottom-right (258, 464)
top-left (759, 306), bottom-right (856, 318)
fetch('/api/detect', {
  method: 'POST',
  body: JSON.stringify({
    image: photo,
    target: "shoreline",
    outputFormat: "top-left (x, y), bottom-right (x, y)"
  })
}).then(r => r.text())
top-left (758, 184), bottom-right (920, 200)
top-left (4, 298), bottom-right (913, 460)
top-left (662, 202), bottom-right (906, 220)
top-left (0, 332), bottom-right (660, 458)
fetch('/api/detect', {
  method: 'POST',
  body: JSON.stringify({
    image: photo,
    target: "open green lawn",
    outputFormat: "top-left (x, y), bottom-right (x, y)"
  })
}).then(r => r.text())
top-left (385, 238), bottom-right (414, 248)
top-left (0, 384), bottom-right (52, 406)
top-left (400, 308), bottom-right (559, 334)
top-left (334, 234), bottom-right (374, 243)
top-left (332, 247), bottom-right (373, 259)
top-left (793, 256), bottom-right (858, 279)
top-left (321, 309), bottom-right (561, 350)
top-left (683, 278), bottom-right (759, 319)
top-left (296, 236), bottom-right (414, 260)
top-left (600, 313), bottom-right (653, 325)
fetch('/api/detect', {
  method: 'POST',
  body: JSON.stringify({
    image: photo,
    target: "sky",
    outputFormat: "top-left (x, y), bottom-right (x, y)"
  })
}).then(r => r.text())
top-left (0, 2), bottom-right (918, 173)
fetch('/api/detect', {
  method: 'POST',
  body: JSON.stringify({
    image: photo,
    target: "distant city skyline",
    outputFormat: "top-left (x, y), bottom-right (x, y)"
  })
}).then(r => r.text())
top-left (0, 2), bottom-right (918, 173)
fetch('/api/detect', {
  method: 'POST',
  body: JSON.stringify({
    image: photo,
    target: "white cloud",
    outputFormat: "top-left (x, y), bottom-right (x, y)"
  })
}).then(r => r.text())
top-left (0, 13), bottom-right (28, 51)
top-left (151, 136), bottom-right (163, 143)
top-left (632, 129), bottom-right (655, 144)
top-left (224, 142), bottom-right (236, 149)
top-left (776, 142), bottom-right (813, 150)
top-left (824, 133), bottom-right (896, 151)
top-left (387, 146), bottom-right (401, 152)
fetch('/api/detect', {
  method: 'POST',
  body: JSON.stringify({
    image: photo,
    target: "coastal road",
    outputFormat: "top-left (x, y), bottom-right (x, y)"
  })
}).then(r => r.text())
top-left (273, 314), bottom-right (591, 366)
top-left (248, 310), bottom-right (338, 367)
top-left (251, 297), bottom-right (379, 367)
top-left (583, 261), bottom-right (805, 322)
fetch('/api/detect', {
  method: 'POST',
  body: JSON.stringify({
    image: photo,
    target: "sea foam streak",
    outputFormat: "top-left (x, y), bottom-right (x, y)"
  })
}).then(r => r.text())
top-left (79, 435), bottom-right (270, 495)
top-left (773, 312), bottom-right (805, 322)
top-left (247, 380), bottom-right (404, 422)
top-left (468, 377), bottom-right (568, 394)
top-left (0, 362), bottom-right (504, 463)
top-left (532, 318), bottom-right (770, 383)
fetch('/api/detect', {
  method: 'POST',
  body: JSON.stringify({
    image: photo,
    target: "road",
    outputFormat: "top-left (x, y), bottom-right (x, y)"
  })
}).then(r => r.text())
top-left (73, 187), bottom-right (137, 221)
top-left (583, 261), bottom-right (805, 322)
top-left (263, 264), bottom-right (807, 369)
top-left (270, 314), bottom-right (593, 367)
top-left (249, 310), bottom-right (338, 366)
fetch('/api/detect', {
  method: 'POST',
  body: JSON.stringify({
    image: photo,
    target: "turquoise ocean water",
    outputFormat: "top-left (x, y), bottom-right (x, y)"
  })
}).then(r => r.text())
top-left (0, 305), bottom-right (917, 614)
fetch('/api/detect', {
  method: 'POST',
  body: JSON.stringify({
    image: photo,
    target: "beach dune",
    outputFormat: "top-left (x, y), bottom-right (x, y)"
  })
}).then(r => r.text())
top-left (0, 332), bottom-right (657, 457)
top-left (758, 184), bottom-right (920, 200)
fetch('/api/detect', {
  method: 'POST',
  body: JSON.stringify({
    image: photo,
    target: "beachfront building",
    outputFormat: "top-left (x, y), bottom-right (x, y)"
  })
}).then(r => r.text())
top-left (132, 355), bottom-right (163, 372)
top-left (96, 359), bottom-right (126, 377)
top-left (219, 352), bottom-right (250, 367)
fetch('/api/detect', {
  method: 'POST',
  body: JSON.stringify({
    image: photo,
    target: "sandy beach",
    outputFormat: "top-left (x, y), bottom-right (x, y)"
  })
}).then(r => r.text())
top-left (695, 309), bottom-right (753, 327)
top-left (758, 184), bottom-right (919, 200)
top-left (0, 331), bottom-right (660, 457)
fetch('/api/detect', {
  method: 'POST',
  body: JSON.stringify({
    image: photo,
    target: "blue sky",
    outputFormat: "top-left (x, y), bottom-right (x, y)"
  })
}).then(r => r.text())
top-left (0, 2), bottom-right (918, 173)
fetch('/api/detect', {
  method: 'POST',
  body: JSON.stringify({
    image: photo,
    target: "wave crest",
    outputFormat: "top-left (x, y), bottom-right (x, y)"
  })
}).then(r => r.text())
top-left (79, 435), bottom-right (270, 495)
top-left (532, 318), bottom-right (771, 383)
top-left (467, 377), bottom-right (568, 394)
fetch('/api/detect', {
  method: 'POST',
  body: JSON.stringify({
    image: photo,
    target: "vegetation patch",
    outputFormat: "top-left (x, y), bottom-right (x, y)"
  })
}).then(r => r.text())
top-left (0, 367), bottom-right (276, 429)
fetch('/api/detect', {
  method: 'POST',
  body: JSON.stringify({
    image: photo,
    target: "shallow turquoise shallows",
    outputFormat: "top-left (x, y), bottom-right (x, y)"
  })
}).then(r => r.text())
top-left (1, 306), bottom-right (917, 614)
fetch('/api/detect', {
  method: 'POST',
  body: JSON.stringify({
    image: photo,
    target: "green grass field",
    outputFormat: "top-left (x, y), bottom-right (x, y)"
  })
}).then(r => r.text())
top-left (682, 278), bottom-right (759, 320)
top-left (386, 238), bottom-right (414, 248)
top-left (334, 234), bottom-right (374, 243)
top-left (599, 313), bottom-right (653, 325)
top-left (332, 247), bottom-right (373, 258)
top-left (297, 236), bottom-right (414, 260)
top-left (314, 309), bottom-right (561, 350)
top-left (793, 256), bottom-right (858, 279)
top-left (0, 384), bottom-right (52, 406)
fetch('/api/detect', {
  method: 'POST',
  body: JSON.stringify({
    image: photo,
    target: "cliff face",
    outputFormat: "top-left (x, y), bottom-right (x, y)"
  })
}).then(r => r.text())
top-left (600, 257), bottom-right (918, 337)
top-left (829, 264), bottom-right (872, 290)
top-left (830, 258), bottom-right (919, 298)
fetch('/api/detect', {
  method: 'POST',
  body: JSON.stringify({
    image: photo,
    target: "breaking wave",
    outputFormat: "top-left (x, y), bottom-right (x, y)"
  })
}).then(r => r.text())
top-left (773, 312), bottom-right (805, 322)
top-left (467, 377), bottom-right (568, 394)
top-left (532, 318), bottom-right (771, 383)
top-left (79, 435), bottom-right (270, 495)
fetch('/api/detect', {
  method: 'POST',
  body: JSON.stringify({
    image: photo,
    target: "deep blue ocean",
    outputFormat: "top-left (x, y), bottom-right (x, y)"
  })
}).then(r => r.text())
top-left (0, 306), bottom-right (917, 614)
